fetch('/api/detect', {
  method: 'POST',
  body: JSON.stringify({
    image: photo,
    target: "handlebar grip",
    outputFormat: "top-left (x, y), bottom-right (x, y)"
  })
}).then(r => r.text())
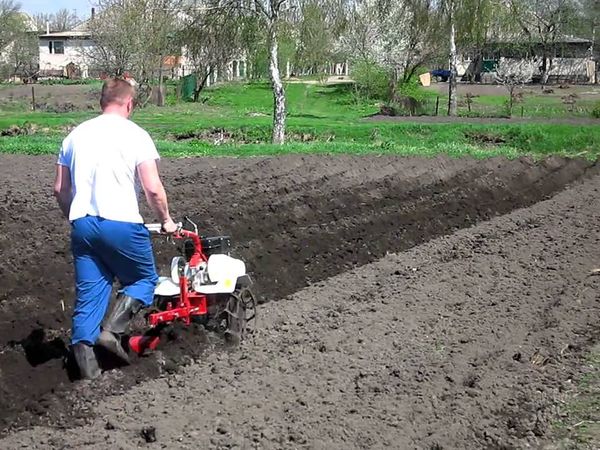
top-left (145, 223), bottom-right (163, 233)
top-left (144, 222), bottom-right (183, 234)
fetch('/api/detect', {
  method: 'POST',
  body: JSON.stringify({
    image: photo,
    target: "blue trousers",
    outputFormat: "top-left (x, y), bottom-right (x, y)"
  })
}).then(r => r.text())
top-left (70, 216), bottom-right (158, 345)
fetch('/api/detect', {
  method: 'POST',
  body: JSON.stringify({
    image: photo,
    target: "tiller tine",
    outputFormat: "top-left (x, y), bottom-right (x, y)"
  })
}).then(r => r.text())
top-left (129, 335), bottom-right (160, 355)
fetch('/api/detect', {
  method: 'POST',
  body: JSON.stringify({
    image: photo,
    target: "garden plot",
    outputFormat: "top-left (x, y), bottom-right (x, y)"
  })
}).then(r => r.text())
top-left (0, 154), bottom-right (598, 448)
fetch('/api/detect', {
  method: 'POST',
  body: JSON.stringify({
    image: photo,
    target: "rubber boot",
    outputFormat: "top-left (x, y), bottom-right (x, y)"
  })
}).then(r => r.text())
top-left (96, 295), bottom-right (144, 364)
top-left (72, 343), bottom-right (101, 380)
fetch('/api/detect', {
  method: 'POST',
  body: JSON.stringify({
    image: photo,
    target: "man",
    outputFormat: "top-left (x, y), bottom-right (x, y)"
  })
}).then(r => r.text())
top-left (54, 78), bottom-right (177, 379)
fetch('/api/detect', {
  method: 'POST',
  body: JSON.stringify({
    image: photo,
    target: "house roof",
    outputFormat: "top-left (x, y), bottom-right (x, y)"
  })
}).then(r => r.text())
top-left (487, 35), bottom-right (592, 46)
top-left (39, 19), bottom-right (91, 38)
top-left (39, 30), bottom-right (92, 38)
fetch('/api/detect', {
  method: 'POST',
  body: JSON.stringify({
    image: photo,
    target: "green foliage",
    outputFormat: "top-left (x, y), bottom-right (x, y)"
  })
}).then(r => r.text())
top-left (294, 2), bottom-right (332, 74)
top-left (1, 82), bottom-right (599, 160)
top-left (351, 60), bottom-right (390, 101)
top-left (399, 77), bottom-right (438, 103)
top-left (591, 102), bottom-right (600, 119)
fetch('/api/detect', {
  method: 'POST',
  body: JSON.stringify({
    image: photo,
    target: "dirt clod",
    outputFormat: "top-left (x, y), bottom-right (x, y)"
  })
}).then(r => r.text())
top-left (141, 426), bottom-right (157, 443)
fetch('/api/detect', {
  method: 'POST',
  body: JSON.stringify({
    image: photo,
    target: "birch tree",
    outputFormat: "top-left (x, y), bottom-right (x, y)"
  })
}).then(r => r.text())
top-left (254, 0), bottom-right (289, 144)
top-left (217, 0), bottom-right (295, 144)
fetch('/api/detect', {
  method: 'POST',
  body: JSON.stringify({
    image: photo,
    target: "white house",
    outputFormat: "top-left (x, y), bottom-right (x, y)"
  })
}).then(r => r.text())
top-left (38, 23), bottom-right (94, 78)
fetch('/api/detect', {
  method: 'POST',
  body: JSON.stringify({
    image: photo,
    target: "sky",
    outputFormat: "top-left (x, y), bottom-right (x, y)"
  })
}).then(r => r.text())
top-left (19, 0), bottom-right (94, 17)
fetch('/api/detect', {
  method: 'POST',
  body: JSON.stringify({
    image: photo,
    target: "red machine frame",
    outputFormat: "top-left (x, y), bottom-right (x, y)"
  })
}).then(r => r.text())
top-left (148, 228), bottom-right (208, 327)
top-left (130, 227), bottom-right (210, 354)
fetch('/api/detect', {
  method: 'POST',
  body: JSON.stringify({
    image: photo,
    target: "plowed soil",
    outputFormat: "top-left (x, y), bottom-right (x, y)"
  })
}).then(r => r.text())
top-left (0, 154), bottom-right (599, 449)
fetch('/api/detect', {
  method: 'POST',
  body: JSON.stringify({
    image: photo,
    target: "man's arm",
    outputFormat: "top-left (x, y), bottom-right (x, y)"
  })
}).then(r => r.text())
top-left (54, 164), bottom-right (72, 219)
top-left (137, 159), bottom-right (177, 232)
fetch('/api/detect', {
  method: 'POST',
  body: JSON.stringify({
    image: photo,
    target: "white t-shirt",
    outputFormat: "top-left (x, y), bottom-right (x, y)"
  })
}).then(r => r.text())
top-left (57, 113), bottom-right (160, 223)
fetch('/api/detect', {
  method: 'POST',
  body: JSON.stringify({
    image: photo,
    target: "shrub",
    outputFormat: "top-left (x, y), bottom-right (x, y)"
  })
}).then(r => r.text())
top-left (591, 102), bottom-right (600, 119)
top-left (392, 76), bottom-right (438, 115)
top-left (351, 60), bottom-right (390, 101)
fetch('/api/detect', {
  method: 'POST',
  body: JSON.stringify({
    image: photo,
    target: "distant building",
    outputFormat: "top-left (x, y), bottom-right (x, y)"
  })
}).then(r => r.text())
top-left (36, 11), bottom-right (248, 83)
top-left (38, 22), bottom-right (94, 78)
top-left (460, 36), bottom-right (596, 84)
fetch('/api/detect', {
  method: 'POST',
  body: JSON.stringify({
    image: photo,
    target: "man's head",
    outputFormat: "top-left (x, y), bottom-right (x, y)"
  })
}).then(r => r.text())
top-left (100, 78), bottom-right (135, 117)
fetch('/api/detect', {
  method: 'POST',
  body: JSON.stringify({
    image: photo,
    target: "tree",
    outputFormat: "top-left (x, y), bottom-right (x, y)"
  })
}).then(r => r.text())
top-left (440, 0), bottom-right (508, 114)
top-left (495, 57), bottom-right (535, 115)
top-left (0, 1), bottom-right (38, 82)
top-left (293, 0), bottom-right (347, 76)
top-left (436, 0), bottom-right (459, 116)
top-left (0, 0), bottom-right (21, 50)
top-left (456, 0), bottom-right (499, 82)
top-left (509, 0), bottom-right (581, 85)
top-left (86, 0), bottom-right (181, 94)
top-left (180, 4), bottom-right (246, 101)
top-left (217, 0), bottom-right (298, 144)
top-left (339, 0), bottom-right (445, 103)
top-left (575, 0), bottom-right (599, 66)
top-left (34, 8), bottom-right (79, 32)
top-left (375, 0), bottom-right (444, 99)
top-left (5, 22), bottom-right (37, 81)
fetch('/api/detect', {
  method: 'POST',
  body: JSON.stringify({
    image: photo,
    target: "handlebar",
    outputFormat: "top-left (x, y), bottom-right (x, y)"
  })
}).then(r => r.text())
top-left (145, 220), bottom-right (206, 264)
top-left (145, 222), bottom-right (183, 234)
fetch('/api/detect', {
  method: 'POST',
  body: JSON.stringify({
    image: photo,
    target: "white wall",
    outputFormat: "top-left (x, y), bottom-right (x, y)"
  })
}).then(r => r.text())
top-left (39, 38), bottom-right (95, 77)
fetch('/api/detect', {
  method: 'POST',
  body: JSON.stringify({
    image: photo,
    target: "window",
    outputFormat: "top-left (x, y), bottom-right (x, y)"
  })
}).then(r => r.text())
top-left (49, 41), bottom-right (65, 55)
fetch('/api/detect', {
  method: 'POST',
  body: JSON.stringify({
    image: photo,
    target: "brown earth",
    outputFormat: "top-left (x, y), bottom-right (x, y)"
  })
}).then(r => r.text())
top-left (0, 84), bottom-right (100, 111)
top-left (0, 154), bottom-right (599, 448)
top-left (423, 82), bottom-right (600, 99)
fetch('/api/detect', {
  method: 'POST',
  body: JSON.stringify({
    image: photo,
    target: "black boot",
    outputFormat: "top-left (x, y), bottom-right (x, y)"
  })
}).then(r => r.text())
top-left (72, 342), bottom-right (101, 380)
top-left (96, 295), bottom-right (144, 364)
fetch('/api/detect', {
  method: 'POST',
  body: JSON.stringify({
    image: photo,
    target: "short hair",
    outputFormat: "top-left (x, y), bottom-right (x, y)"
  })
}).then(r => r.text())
top-left (100, 78), bottom-right (135, 109)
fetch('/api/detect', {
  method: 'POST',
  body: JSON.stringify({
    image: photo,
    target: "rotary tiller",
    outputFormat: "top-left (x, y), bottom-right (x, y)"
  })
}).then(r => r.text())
top-left (128, 218), bottom-right (256, 354)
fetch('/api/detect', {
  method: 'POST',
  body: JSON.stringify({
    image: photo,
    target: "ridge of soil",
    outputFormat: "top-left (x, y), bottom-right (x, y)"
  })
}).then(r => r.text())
top-left (0, 154), bottom-right (597, 440)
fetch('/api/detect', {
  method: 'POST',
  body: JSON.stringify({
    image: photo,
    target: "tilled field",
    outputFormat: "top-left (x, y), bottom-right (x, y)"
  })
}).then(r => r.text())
top-left (0, 154), bottom-right (599, 448)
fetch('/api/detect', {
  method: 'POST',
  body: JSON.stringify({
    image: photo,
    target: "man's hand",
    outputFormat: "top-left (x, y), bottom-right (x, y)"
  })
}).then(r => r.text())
top-left (162, 218), bottom-right (178, 233)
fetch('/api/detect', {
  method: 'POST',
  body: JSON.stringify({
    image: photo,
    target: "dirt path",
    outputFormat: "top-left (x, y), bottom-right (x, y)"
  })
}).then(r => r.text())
top-left (366, 114), bottom-right (600, 126)
top-left (0, 154), bottom-right (598, 448)
top-left (0, 156), bottom-right (598, 448)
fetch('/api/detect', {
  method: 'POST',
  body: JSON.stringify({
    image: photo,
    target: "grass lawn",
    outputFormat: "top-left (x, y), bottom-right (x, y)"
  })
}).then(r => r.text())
top-left (0, 81), bottom-right (599, 159)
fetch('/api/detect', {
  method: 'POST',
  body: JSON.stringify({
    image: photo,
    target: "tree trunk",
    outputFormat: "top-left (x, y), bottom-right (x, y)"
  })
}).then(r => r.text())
top-left (193, 71), bottom-right (211, 102)
top-left (448, 12), bottom-right (458, 116)
top-left (388, 67), bottom-right (399, 103)
top-left (269, 25), bottom-right (285, 145)
top-left (540, 54), bottom-right (550, 86)
top-left (157, 55), bottom-right (164, 107)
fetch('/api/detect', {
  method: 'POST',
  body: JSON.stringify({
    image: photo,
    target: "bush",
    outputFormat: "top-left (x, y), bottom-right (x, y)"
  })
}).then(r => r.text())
top-left (391, 76), bottom-right (439, 116)
top-left (398, 76), bottom-right (433, 103)
top-left (351, 60), bottom-right (390, 101)
top-left (591, 102), bottom-right (600, 119)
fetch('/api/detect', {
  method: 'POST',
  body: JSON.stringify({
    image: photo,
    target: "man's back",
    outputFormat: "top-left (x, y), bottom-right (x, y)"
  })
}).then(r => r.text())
top-left (58, 114), bottom-right (159, 223)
